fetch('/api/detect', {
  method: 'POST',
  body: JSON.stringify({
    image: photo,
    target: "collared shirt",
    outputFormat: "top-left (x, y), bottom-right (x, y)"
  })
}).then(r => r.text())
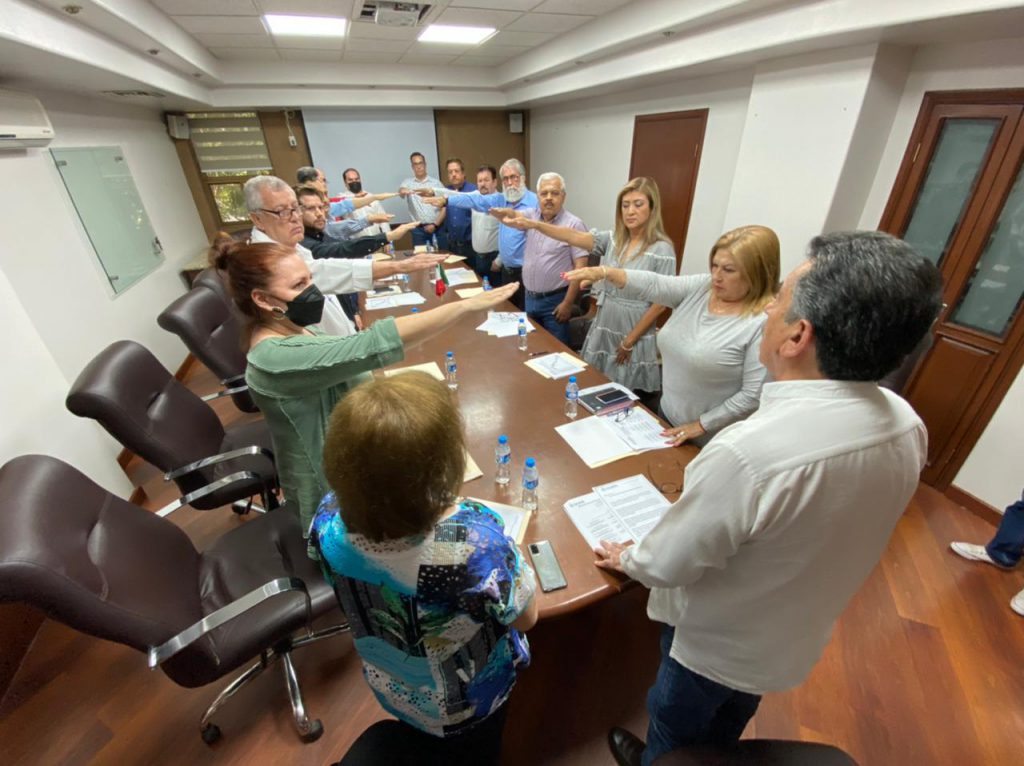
top-left (443, 181), bottom-right (476, 242)
top-left (324, 218), bottom-right (371, 241)
top-left (471, 209), bottom-right (499, 253)
top-left (249, 227), bottom-right (373, 337)
top-left (621, 379), bottom-right (927, 694)
top-left (331, 191), bottom-right (391, 237)
top-left (400, 175), bottom-right (443, 224)
top-left (445, 189), bottom-right (539, 268)
top-left (521, 207), bottom-right (588, 293)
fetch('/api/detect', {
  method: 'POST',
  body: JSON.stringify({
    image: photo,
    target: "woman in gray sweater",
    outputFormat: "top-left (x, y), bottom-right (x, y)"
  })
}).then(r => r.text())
top-left (565, 225), bottom-right (780, 446)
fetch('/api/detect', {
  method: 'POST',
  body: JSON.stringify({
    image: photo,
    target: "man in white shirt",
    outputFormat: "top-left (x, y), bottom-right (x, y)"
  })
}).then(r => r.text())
top-left (471, 164), bottom-right (501, 279)
top-left (335, 167), bottom-right (393, 238)
top-left (245, 175), bottom-right (442, 337)
top-left (595, 231), bottom-right (942, 766)
top-left (399, 152), bottom-right (445, 249)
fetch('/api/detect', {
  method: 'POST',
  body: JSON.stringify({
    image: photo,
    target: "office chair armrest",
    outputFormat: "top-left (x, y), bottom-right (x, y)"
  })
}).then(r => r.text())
top-left (155, 470), bottom-right (270, 517)
top-left (165, 445), bottom-right (275, 482)
top-left (147, 577), bottom-right (311, 668)
top-left (200, 384), bottom-right (250, 403)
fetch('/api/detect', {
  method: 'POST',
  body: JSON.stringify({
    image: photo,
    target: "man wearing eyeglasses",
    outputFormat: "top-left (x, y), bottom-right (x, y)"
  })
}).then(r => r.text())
top-left (422, 158), bottom-right (537, 310)
top-left (245, 175), bottom-right (444, 338)
top-left (398, 152), bottom-right (446, 250)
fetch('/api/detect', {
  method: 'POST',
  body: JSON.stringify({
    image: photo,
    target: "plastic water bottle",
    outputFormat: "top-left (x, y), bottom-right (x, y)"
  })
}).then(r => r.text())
top-left (517, 318), bottom-right (528, 351)
top-left (426, 235), bottom-right (434, 254)
top-left (482, 275), bottom-right (492, 291)
top-left (431, 233), bottom-right (439, 252)
top-left (522, 457), bottom-right (539, 514)
top-left (564, 375), bottom-right (579, 419)
top-left (445, 351), bottom-right (458, 390)
top-left (411, 307), bottom-right (419, 314)
top-left (495, 435), bottom-right (511, 485)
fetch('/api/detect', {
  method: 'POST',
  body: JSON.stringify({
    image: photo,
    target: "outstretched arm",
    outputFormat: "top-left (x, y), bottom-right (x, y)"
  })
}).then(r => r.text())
top-left (497, 210), bottom-right (595, 252)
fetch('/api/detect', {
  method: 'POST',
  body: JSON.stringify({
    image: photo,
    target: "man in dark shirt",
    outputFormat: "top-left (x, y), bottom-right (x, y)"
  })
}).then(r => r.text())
top-left (443, 157), bottom-right (477, 268)
top-left (296, 186), bottom-right (417, 323)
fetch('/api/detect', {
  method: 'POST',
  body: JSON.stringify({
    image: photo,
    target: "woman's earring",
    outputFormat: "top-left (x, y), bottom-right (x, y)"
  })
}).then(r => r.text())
top-left (270, 305), bottom-right (286, 319)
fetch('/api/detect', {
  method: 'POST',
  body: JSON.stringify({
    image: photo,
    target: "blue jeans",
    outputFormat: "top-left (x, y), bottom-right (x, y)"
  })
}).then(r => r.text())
top-left (642, 626), bottom-right (761, 766)
top-left (986, 490), bottom-right (1024, 567)
top-left (526, 289), bottom-right (570, 345)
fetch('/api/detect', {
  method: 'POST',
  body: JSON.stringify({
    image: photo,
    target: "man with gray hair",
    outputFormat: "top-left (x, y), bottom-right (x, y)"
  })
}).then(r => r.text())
top-left (491, 172), bottom-right (588, 344)
top-left (425, 158), bottom-right (538, 309)
top-left (245, 175), bottom-right (443, 337)
top-left (589, 231), bottom-right (941, 766)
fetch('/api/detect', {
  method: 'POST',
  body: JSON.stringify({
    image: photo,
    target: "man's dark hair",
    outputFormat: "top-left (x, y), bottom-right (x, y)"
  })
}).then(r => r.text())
top-left (296, 166), bottom-right (319, 184)
top-left (445, 157), bottom-right (464, 171)
top-left (410, 152), bottom-right (425, 163)
top-left (477, 164), bottom-right (497, 181)
top-left (342, 167), bottom-right (359, 181)
top-left (787, 231), bottom-right (942, 381)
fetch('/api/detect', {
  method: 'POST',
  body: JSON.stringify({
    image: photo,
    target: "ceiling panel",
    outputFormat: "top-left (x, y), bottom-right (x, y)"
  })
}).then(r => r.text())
top-left (154, 0), bottom-right (258, 14)
top-left (173, 15), bottom-right (269, 33)
top-left (278, 48), bottom-right (345, 61)
top-left (503, 12), bottom-right (591, 33)
top-left (192, 33), bottom-right (274, 48)
top-left (398, 53), bottom-right (461, 65)
top-left (531, 0), bottom-right (626, 13)
top-left (447, 0), bottom-right (541, 11)
top-left (209, 47), bottom-right (282, 60)
top-left (347, 21), bottom-right (420, 40)
top-left (255, 0), bottom-right (354, 14)
top-left (341, 50), bottom-right (404, 63)
top-left (434, 8), bottom-right (525, 28)
top-left (487, 30), bottom-right (554, 47)
top-left (344, 38), bottom-right (413, 53)
top-left (272, 36), bottom-right (347, 49)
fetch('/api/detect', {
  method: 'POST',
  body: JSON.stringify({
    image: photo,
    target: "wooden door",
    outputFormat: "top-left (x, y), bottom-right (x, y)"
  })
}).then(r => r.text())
top-left (880, 90), bottom-right (1024, 488)
top-left (629, 109), bottom-right (707, 270)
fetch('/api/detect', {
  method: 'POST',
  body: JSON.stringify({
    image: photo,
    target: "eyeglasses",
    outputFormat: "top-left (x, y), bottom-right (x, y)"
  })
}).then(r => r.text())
top-left (614, 406), bottom-right (634, 423)
top-left (501, 173), bottom-right (521, 183)
top-left (645, 460), bottom-right (684, 495)
top-left (259, 207), bottom-right (301, 221)
top-left (298, 203), bottom-right (326, 214)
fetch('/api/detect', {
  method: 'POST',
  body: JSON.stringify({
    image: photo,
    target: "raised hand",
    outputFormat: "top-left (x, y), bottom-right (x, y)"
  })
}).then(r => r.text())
top-left (420, 196), bottom-right (447, 208)
top-left (488, 207), bottom-right (518, 221)
top-left (661, 421), bottom-right (706, 447)
top-left (367, 213), bottom-right (395, 224)
top-left (386, 221), bottom-right (420, 242)
top-left (462, 281), bottom-right (519, 310)
top-left (398, 252), bottom-right (447, 272)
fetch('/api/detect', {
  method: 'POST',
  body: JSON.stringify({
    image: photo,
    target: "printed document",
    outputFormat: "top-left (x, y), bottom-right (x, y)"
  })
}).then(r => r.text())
top-left (563, 475), bottom-right (671, 548)
top-left (525, 352), bottom-right (587, 379)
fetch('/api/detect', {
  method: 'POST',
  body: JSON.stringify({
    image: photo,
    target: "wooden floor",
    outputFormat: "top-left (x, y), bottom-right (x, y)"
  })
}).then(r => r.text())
top-left (1, 360), bottom-right (1022, 765)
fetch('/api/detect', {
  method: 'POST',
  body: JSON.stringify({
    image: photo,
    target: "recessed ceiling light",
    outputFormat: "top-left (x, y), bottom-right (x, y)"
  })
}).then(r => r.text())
top-left (418, 25), bottom-right (496, 45)
top-left (264, 14), bottom-right (347, 37)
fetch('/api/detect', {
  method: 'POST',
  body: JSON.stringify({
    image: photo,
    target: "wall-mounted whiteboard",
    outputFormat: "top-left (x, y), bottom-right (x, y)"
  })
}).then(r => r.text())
top-left (303, 108), bottom-right (439, 222)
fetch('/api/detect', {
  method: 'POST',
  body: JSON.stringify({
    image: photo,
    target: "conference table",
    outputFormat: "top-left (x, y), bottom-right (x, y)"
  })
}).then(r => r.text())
top-left (364, 254), bottom-right (700, 620)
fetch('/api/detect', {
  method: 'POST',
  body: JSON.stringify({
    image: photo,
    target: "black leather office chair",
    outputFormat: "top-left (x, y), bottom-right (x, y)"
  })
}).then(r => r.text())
top-left (653, 739), bottom-right (858, 765)
top-left (0, 454), bottom-right (345, 743)
top-left (158, 283), bottom-right (258, 413)
top-left (66, 340), bottom-right (277, 516)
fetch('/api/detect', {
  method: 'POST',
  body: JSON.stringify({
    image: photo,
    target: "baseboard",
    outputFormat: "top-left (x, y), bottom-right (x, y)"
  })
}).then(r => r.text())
top-left (945, 485), bottom-right (1002, 525)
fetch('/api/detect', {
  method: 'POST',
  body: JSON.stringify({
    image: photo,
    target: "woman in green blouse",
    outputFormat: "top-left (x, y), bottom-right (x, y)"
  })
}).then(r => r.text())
top-left (211, 236), bottom-right (519, 552)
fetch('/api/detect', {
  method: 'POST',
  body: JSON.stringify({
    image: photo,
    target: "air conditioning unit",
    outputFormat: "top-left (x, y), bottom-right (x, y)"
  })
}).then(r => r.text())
top-left (0, 89), bottom-right (54, 149)
top-left (374, 2), bottom-right (425, 27)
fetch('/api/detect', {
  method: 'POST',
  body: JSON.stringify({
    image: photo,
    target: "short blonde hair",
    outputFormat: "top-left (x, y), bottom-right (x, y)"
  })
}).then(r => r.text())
top-left (323, 372), bottom-right (466, 542)
top-left (709, 225), bottom-right (780, 315)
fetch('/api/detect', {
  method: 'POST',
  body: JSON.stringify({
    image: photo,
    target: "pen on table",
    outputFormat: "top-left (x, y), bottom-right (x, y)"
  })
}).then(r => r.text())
top-left (528, 351), bottom-right (546, 357)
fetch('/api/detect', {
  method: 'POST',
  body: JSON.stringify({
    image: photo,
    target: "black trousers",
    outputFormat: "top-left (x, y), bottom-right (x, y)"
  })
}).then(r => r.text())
top-left (501, 266), bottom-right (525, 310)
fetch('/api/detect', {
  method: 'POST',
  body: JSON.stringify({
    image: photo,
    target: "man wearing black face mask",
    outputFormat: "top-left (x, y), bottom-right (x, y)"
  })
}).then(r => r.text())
top-left (334, 167), bottom-right (393, 238)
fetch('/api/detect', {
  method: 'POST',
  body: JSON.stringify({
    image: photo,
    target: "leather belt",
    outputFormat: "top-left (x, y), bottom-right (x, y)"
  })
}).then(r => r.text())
top-left (526, 286), bottom-right (569, 300)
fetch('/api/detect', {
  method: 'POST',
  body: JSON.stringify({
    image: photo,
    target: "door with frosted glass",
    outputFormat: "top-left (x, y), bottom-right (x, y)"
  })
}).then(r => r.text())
top-left (880, 92), bottom-right (1024, 488)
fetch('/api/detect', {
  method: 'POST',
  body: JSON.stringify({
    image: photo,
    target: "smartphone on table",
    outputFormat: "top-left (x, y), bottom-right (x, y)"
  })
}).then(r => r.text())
top-left (529, 540), bottom-right (567, 592)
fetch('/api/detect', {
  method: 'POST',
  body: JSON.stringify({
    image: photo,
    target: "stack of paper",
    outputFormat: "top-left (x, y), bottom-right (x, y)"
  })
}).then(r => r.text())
top-left (383, 361), bottom-right (444, 381)
top-left (444, 254), bottom-right (467, 264)
top-left (365, 292), bottom-right (426, 310)
top-left (525, 352), bottom-right (587, 380)
top-left (455, 287), bottom-right (485, 298)
top-left (476, 311), bottom-right (536, 337)
top-left (464, 496), bottom-right (530, 544)
top-left (563, 475), bottom-right (671, 548)
top-left (371, 251), bottom-right (393, 261)
top-left (443, 267), bottom-right (479, 286)
top-left (554, 408), bottom-right (670, 468)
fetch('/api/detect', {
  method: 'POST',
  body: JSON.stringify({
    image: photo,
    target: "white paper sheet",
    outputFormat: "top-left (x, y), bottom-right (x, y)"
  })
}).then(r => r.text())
top-left (365, 292), bottom-right (426, 310)
top-left (442, 267), bottom-right (479, 286)
top-left (476, 311), bottom-right (536, 337)
top-left (464, 497), bottom-right (530, 544)
top-left (525, 352), bottom-right (587, 379)
top-left (592, 474), bottom-right (671, 540)
top-left (563, 492), bottom-right (632, 548)
top-left (605, 407), bottom-right (671, 451)
top-left (383, 361), bottom-right (444, 381)
top-left (455, 287), bottom-right (484, 298)
top-left (554, 417), bottom-right (637, 468)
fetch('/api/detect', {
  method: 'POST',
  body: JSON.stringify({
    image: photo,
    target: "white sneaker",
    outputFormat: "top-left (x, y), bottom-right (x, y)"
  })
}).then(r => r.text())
top-left (949, 542), bottom-right (1014, 570)
top-left (1012, 589), bottom-right (1024, 617)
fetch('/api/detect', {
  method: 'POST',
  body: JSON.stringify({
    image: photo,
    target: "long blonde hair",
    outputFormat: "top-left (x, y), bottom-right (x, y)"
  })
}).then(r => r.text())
top-left (709, 225), bottom-right (780, 316)
top-left (613, 177), bottom-right (673, 263)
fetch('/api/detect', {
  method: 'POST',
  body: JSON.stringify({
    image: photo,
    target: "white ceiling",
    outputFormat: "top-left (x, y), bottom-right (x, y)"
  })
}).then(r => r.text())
top-left (2, 0), bottom-right (1024, 111)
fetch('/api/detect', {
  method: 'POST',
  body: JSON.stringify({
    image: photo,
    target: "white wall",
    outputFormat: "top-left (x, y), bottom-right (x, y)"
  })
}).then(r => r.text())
top-left (856, 36), bottom-right (1024, 509)
top-left (530, 69), bottom-right (753, 276)
top-left (0, 89), bottom-right (207, 483)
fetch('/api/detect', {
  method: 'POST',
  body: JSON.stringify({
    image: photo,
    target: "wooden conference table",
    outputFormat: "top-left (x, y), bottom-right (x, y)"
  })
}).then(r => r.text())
top-left (365, 254), bottom-right (699, 619)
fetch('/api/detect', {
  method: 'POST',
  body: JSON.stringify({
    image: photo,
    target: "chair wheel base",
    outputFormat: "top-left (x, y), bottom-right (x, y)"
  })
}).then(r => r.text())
top-left (300, 719), bottom-right (324, 743)
top-left (201, 723), bottom-right (222, 745)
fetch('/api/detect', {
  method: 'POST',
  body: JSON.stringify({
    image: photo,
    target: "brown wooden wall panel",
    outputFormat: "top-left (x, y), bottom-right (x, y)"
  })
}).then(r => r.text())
top-left (434, 110), bottom-right (528, 182)
top-left (259, 109), bottom-right (313, 188)
top-left (904, 335), bottom-right (992, 467)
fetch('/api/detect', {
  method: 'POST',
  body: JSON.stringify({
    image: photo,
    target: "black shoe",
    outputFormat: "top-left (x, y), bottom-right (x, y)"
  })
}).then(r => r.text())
top-left (608, 727), bottom-right (645, 766)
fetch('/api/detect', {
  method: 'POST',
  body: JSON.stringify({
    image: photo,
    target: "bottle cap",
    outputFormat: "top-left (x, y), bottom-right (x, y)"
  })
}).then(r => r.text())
top-left (447, 351), bottom-right (454, 358)
top-left (525, 457), bottom-right (536, 467)
top-left (569, 376), bottom-right (577, 383)
top-left (498, 434), bottom-right (508, 444)
top-left (411, 307), bottom-right (419, 313)
top-left (518, 318), bottom-right (525, 323)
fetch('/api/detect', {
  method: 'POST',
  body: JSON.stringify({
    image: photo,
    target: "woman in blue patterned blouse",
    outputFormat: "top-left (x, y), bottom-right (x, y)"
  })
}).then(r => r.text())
top-left (313, 371), bottom-right (537, 763)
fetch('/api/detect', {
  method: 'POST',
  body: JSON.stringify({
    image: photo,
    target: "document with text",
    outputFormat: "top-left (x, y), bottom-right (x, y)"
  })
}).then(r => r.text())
top-left (563, 474), bottom-right (671, 549)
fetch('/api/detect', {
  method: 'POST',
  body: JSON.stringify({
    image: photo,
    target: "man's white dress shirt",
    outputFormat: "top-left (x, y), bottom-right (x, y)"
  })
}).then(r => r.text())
top-left (621, 379), bottom-right (926, 694)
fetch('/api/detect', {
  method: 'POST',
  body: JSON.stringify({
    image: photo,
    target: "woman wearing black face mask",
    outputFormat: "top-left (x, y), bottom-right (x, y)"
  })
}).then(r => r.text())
top-left (210, 234), bottom-right (519, 555)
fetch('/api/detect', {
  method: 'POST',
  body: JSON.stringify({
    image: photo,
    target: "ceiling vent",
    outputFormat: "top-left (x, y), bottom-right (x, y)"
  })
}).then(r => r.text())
top-left (358, 2), bottom-right (431, 28)
top-left (101, 90), bottom-right (167, 98)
